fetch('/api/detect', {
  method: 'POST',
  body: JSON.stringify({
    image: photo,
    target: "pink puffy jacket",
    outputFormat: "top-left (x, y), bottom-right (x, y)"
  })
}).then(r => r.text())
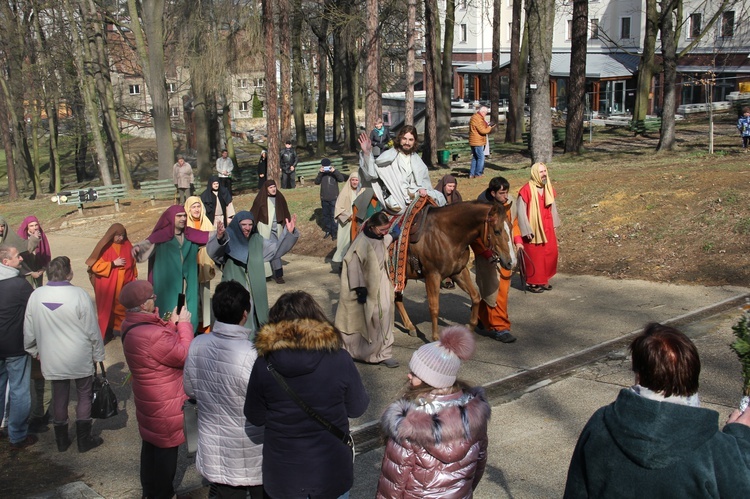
top-left (121, 311), bottom-right (193, 448)
top-left (377, 387), bottom-right (491, 499)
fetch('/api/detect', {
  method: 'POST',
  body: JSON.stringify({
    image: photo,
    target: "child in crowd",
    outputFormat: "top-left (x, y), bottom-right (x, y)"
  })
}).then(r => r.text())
top-left (738, 107), bottom-right (750, 152)
top-left (377, 326), bottom-right (491, 498)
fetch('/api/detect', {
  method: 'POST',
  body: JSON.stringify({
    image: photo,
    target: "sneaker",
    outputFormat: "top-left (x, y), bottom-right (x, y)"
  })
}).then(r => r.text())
top-left (274, 276), bottom-right (286, 284)
top-left (380, 358), bottom-right (400, 368)
top-left (10, 434), bottom-right (38, 450)
top-left (323, 232), bottom-right (331, 239)
top-left (493, 330), bottom-right (517, 343)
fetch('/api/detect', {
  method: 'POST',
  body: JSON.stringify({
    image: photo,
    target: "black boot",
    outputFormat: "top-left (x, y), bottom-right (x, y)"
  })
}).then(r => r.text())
top-left (54, 424), bottom-right (70, 452)
top-left (76, 420), bottom-right (103, 453)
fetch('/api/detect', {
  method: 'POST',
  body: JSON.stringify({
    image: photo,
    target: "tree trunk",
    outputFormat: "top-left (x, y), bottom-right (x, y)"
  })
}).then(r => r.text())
top-left (316, 31), bottom-right (329, 154)
top-left (132, 0), bottom-right (175, 181)
top-left (633, 0), bottom-right (658, 125)
top-left (192, 85), bottom-right (212, 180)
top-left (656, 0), bottom-right (679, 151)
top-left (0, 89), bottom-right (18, 200)
top-left (490, 0), bottom-right (502, 125)
top-left (518, 19), bottom-right (529, 135)
top-left (222, 101), bottom-right (236, 169)
top-left (30, 103), bottom-right (42, 193)
top-left (527, 0), bottom-right (555, 164)
top-left (291, 3), bottom-right (308, 149)
top-left (263, 0), bottom-right (280, 180)
top-left (438, 0), bottom-right (454, 146)
top-left (564, 0), bottom-right (587, 154)
top-left (47, 101), bottom-right (62, 193)
top-left (279, 0), bottom-right (292, 143)
top-left (344, 43), bottom-right (358, 152)
top-left (405, 0), bottom-right (416, 125)
top-left (365, 0), bottom-right (382, 130)
top-left (423, 0), bottom-right (440, 166)
top-left (505, 0), bottom-right (523, 143)
top-left (333, 31), bottom-right (344, 145)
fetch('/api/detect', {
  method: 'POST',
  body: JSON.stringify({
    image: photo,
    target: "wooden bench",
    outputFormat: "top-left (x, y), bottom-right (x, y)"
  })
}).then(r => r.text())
top-left (55, 184), bottom-right (127, 214)
top-left (233, 166), bottom-right (260, 193)
top-left (629, 119), bottom-right (662, 135)
top-left (444, 139), bottom-right (495, 162)
top-left (521, 128), bottom-right (566, 148)
top-left (295, 157), bottom-right (345, 185)
top-left (139, 179), bottom-right (176, 205)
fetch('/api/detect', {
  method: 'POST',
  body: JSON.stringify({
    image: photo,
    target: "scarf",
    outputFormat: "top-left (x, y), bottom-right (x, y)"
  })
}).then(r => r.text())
top-left (334, 171), bottom-right (362, 221)
top-left (184, 196), bottom-right (216, 282)
top-left (16, 216), bottom-right (52, 267)
top-left (434, 174), bottom-right (463, 204)
top-left (630, 384), bottom-right (701, 407)
top-left (147, 205), bottom-right (208, 245)
top-left (251, 179), bottom-right (291, 226)
top-left (526, 163), bottom-right (555, 244)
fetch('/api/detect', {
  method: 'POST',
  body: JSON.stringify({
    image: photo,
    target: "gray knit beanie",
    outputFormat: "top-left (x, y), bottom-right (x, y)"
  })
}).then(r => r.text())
top-left (408, 326), bottom-right (476, 388)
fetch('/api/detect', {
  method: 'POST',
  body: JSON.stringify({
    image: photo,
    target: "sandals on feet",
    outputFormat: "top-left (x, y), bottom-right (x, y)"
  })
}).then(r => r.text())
top-left (541, 284), bottom-right (552, 291)
top-left (527, 284), bottom-right (544, 293)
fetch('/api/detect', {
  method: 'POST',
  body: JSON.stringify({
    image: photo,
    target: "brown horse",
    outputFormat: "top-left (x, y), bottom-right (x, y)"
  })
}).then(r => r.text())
top-left (394, 200), bottom-right (516, 341)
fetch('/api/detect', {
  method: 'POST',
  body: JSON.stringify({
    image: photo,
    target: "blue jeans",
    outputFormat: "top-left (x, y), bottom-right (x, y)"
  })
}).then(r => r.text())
top-left (470, 145), bottom-right (485, 177)
top-left (0, 354), bottom-right (31, 443)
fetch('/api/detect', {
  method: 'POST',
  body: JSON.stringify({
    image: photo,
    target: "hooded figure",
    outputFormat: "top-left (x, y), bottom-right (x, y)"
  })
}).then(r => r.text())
top-left (206, 210), bottom-right (299, 329)
top-left (17, 216), bottom-right (52, 288)
top-left (0, 216), bottom-right (25, 252)
top-left (200, 175), bottom-right (234, 227)
top-left (434, 174), bottom-right (463, 205)
top-left (131, 205), bottom-right (210, 332)
top-left (332, 171), bottom-right (363, 265)
top-left (185, 196), bottom-right (217, 330)
top-left (86, 223), bottom-right (138, 338)
top-left (250, 180), bottom-right (293, 282)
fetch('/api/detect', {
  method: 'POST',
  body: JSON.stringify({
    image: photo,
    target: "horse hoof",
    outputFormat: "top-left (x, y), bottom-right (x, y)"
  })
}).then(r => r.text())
top-left (408, 329), bottom-right (418, 337)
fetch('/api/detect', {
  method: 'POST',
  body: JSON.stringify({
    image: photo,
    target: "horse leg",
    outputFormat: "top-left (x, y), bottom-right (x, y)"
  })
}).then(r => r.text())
top-left (395, 295), bottom-right (417, 336)
top-left (425, 272), bottom-right (442, 341)
top-left (452, 267), bottom-right (481, 333)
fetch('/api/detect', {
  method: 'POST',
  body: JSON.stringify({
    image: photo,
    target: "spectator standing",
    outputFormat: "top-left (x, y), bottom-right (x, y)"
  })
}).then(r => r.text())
top-left (131, 205), bottom-right (213, 333)
top-left (173, 155), bottom-right (195, 205)
top-left (369, 118), bottom-right (390, 157)
top-left (516, 163), bottom-right (560, 293)
top-left (738, 107), bottom-right (750, 152)
top-left (120, 280), bottom-right (193, 499)
top-left (335, 211), bottom-right (399, 368)
top-left (377, 326), bottom-right (490, 498)
top-left (184, 281), bottom-right (264, 499)
top-left (23, 256), bottom-right (105, 453)
top-left (474, 177), bottom-right (523, 343)
top-left (257, 150), bottom-right (268, 190)
top-left (245, 291), bottom-right (369, 499)
top-left (564, 323), bottom-right (750, 497)
top-left (468, 106), bottom-right (494, 179)
top-left (0, 244), bottom-right (35, 450)
top-left (215, 149), bottom-right (234, 194)
top-left (207, 211), bottom-right (298, 329)
top-left (279, 140), bottom-right (297, 189)
top-left (250, 180), bottom-right (295, 284)
top-left (185, 197), bottom-right (217, 332)
top-left (86, 223), bottom-right (138, 340)
top-left (314, 158), bottom-right (345, 240)
top-left (200, 176), bottom-right (235, 228)
top-left (16, 215), bottom-right (51, 288)
top-left (332, 171), bottom-right (362, 272)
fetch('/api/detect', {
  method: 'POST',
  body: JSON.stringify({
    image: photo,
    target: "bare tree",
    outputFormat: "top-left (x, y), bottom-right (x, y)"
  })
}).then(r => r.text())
top-left (527, 0), bottom-right (554, 164)
top-left (405, 0), bottom-right (416, 125)
top-left (505, 0), bottom-right (524, 143)
top-left (564, 0), bottom-right (587, 154)
top-left (365, 0), bottom-right (382, 129)
top-left (291, 0), bottom-right (308, 148)
top-left (438, 0), bottom-right (454, 146)
top-left (423, 0), bottom-right (440, 166)
top-left (490, 0), bottom-right (502, 125)
top-left (279, 0), bottom-right (293, 143)
top-left (0, 86), bottom-right (18, 200)
top-left (656, 0), bottom-right (679, 151)
top-left (262, 0), bottom-right (280, 179)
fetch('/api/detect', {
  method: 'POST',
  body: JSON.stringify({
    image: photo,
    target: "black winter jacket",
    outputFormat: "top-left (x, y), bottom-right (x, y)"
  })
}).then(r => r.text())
top-left (314, 169), bottom-right (345, 201)
top-left (280, 147), bottom-right (298, 173)
top-left (0, 265), bottom-right (34, 358)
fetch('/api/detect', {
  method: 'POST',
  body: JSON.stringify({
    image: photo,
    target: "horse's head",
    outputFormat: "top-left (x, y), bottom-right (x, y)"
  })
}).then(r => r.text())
top-left (486, 204), bottom-right (516, 270)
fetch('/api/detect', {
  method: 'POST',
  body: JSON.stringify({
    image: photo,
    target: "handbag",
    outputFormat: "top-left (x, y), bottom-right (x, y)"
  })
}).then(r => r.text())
top-left (183, 398), bottom-right (199, 457)
top-left (267, 363), bottom-right (355, 462)
top-left (91, 361), bottom-right (118, 419)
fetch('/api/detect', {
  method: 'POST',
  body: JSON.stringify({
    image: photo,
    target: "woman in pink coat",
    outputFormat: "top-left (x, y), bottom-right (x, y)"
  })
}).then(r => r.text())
top-left (119, 280), bottom-right (193, 499)
top-left (377, 326), bottom-right (491, 499)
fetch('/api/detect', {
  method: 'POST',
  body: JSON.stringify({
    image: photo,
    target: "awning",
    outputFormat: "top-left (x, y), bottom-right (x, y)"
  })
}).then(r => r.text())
top-left (457, 52), bottom-right (640, 79)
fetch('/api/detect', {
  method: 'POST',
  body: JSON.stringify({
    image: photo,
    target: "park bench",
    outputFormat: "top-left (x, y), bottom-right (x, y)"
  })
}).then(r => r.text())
top-left (54, 184), bottom-right (128, 214)
top-left (232, 165), bottom-right (260, 193)
top-left (444, 139), bottom-right (495, 162)
top-left (139, 179), bottom-right (176, 205)
top-left (522, 128), bottom-right (566, 148)
top-left (629, 118), bottom-right (662, 135)
top-left (295, 157), bottom-right (345, 185)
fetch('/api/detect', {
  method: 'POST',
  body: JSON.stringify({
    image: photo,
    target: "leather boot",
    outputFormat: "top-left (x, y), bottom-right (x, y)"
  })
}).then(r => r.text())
top-left (53, 424), bottom-right (70, 452)
top-left (76, 420), bottom-right (103, 453)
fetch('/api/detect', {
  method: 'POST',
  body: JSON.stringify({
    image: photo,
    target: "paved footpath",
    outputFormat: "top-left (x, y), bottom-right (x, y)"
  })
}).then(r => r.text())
top-left (25, 232), bottom-right (750, 498)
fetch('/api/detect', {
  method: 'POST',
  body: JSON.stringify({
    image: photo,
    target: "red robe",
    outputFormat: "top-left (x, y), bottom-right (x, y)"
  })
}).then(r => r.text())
top-left (91, 241), bottom-right (137, 337)
top-left (518, 183), bottom-right (558, 286)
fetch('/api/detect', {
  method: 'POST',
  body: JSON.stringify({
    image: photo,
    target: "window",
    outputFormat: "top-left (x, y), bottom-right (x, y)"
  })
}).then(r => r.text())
top-left (459, 24), bottom-right (467, 43)
top-left (131, 111), bottom-right (142, 120)
top-left (507, 22), bottom-right (512, 42)
top-left (590, 19), bottom-right (599, 40)
top-left (129, 84), bottom-right (140, 95)
top-left (254, 78), bottom-right (265, 87)
top-left (688, 13), bottom-right (701, 38)
top-left (458, 0), bottom-right (466, 9)
top-left (170, 106), bottom-right (179, 118)
top-left (239, 101), bottom-right (249, 112)
top-left (237, 79), bottom-right (248, 88)
top-left (567, 20), bottom-right (573, 41)
top-left (721, 11), bottom-right (734, 38)
top-left (167, 82), bottom-right (176, 93)
top-left (620, 17), bottom-right (631, 39)
top-left (389, 60), bottom-right (396, 73)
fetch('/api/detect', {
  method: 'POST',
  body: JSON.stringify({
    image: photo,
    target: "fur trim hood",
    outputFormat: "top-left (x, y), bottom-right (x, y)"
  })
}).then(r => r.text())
top-left (380, 386), bottom-right (491, 461)
top-left (255, 319), bottom-right (343, 356)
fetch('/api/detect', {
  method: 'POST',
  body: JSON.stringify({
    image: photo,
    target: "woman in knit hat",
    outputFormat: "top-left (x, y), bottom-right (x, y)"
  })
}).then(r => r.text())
top-left (377, 326), bottom-right (491, 498)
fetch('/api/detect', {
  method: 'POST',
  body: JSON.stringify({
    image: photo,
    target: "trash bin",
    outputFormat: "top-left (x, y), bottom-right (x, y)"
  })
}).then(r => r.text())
top-left (438, 149), bottom-right (450, 165)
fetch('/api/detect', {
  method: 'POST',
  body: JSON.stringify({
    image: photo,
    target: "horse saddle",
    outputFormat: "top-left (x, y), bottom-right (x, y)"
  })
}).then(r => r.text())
top-left (408, 204), bottom-right (431, 244)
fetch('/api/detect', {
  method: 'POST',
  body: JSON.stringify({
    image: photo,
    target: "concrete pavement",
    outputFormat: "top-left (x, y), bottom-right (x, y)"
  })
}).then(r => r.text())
top-left (22, 230), bottom-right (750, 498)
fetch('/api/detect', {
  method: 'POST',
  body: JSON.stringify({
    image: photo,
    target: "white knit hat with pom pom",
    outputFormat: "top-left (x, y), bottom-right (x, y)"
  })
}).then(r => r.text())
top-left (408, 326), bottom-right (476, 388)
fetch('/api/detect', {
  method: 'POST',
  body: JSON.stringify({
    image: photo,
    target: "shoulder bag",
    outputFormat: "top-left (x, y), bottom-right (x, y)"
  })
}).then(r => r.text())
top-left (91, 361), bottom-right (118, 419)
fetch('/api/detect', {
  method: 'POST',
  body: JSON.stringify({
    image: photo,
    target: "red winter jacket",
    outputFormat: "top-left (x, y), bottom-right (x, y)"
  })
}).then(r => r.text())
top-left (377, 387), bottom-right (491, 499)
top-left (121, 311), bottom-right (193, 448)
